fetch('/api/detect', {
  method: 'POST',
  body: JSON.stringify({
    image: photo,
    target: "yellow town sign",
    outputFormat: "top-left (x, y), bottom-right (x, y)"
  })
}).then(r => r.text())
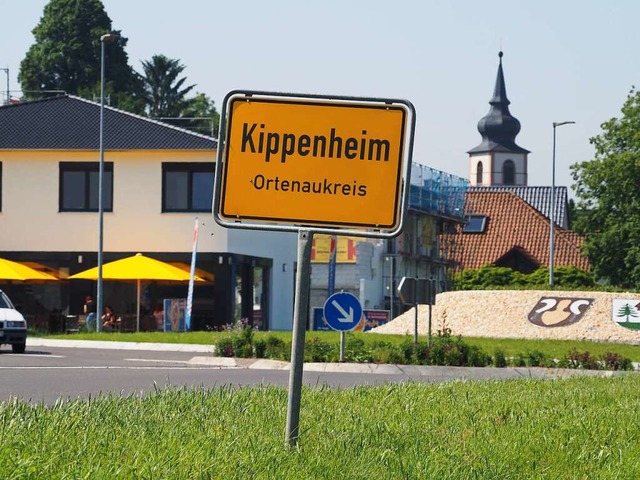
top-left (214, 91), bottom-right (414, 236)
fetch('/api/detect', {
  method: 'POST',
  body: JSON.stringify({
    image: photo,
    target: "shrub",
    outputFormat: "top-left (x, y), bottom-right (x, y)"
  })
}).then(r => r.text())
top-left (264, 335), bottom-right (289, 361)
top-left (423, 329), bottom-right (490, 367)
top-left (230, 326), bottom-right (254, 358)
top-left (344, 335), bottom-right (372, 363)
top-left (400, 339), bottom-right (419, 364)
top-left (370, 343), bottom-right (404, 364)
top-left (254, 338), bottom-right (266, 358)
top-left (214, 337), bottom-right (234, 357)
top-left (514, 353), bottom-right (527, 367)
top-left (602, 352), bottom-right (634, 371)
top-left (564, 349), bottom-right (600, 370)
top-left (493, 349), bottom-right (508, 368)
top-left (467, 345), bottom-right (491, 367)
top-left (525, 350), bottom-right (548, 367)
top-left (456, 265), bottom-right (596, 290)
top-left (560, 349), bottom-right (634, 371)
top-left (304, 337), bottom-right (337, 362)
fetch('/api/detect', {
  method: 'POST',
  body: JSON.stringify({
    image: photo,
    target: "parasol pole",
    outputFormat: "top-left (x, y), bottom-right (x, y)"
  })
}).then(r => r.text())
top-left (136, 278), bottom-right (141, 332)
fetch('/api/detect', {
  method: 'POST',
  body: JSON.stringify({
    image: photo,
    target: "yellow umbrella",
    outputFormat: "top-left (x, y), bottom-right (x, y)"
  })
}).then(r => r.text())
top-left (69, 253), bottom-right (204, 331)
top-left (0, 257), bottom-right (59, 282)
top-left (168, 262), bottom-right (215, 284)
top-left (20, 261), bottom-right (64, 280)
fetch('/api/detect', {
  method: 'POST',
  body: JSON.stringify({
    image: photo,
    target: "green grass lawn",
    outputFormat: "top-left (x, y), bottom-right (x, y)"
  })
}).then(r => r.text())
top-left (2, 376), bottom-right (640, 478)
top-left (40, 330), bottom-right (640, 362)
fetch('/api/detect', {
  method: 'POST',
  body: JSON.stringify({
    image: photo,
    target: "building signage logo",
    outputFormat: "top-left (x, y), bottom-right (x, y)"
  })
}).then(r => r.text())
top-left (213, 91), bottom-right (414, 237)
top-left (528, 297), bottom-right (593, 328)
top-left (612, 299), bottom-right (640, 330)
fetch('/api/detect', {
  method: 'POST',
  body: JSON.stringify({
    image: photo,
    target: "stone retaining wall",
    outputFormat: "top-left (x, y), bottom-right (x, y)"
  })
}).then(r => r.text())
top-left (372, 290), bottom-right (640, 345)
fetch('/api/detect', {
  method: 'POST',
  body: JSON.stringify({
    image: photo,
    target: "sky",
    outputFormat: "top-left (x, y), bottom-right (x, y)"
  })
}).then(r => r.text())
top-left (2, 0), bottom-right (640, 196)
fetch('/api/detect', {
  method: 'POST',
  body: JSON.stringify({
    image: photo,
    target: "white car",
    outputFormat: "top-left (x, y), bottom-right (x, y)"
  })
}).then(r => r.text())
top-left (0, 289), bottom-right (27, 353)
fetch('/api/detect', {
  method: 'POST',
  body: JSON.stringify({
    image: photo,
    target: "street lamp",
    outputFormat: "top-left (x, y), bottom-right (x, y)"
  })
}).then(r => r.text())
top-left (97, 33), bottom-right (119, 332)
top-left (0, 68), bottom-right (9, 105)
top-left (549, 120), bottom-right (575, 287)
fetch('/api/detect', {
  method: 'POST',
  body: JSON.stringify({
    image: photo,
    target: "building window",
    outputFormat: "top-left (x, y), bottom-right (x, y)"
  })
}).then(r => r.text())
top-left (59, 162), bottom-right (113, 212)
top-left (162, 163), bottom-right (215, 212)
top-left (476, 162), bottom-right (483, 185)
top-left (463, 215), bottom-right (488, 233)
top-left (503, 160), bottom-right (515, 185)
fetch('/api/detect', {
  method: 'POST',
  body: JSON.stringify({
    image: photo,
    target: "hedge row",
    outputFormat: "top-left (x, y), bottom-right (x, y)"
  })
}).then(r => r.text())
top-left (456, 265), bottom-right (598, 290)
top-left (213, 327), bottom-right (633, 371)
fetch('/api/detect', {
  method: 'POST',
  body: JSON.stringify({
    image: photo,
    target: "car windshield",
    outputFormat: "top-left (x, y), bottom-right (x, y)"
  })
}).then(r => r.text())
top-left (0, 291), bottom-right (15, 309)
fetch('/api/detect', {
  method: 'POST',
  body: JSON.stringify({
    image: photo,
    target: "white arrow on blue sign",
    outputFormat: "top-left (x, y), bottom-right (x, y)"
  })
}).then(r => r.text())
top-left (323, 292), bottom-right (363, 332)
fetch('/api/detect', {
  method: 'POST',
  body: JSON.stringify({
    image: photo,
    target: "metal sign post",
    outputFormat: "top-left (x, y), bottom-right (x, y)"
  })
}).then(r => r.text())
top-left (397, 277), bottom-right (435, 346)
top-left (285, 229), bottom-right (313, 447)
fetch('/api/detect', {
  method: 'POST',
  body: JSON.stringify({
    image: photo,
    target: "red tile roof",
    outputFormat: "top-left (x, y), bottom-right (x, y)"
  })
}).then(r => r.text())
top-left (455, 191), bottom-right (589, 270)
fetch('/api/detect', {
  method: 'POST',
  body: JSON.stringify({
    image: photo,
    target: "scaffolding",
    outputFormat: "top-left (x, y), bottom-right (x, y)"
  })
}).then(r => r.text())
top-left (384, 163), bottom-right (468, 305)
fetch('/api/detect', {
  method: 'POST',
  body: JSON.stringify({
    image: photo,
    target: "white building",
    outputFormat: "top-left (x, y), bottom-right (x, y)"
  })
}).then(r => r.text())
top-left (0, 95), bottom-right (297, 330)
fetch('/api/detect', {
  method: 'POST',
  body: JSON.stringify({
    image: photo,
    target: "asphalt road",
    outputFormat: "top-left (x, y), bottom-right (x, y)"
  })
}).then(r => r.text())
top-left (0, 340), bottom-right (618, 405)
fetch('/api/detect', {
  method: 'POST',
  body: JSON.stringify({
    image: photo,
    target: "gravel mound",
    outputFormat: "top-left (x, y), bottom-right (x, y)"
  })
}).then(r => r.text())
top-left (371, 290), bottom-right (640, 344)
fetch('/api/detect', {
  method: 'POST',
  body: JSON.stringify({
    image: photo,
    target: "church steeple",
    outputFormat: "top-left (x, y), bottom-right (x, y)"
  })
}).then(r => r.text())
top-left (468, 52), bottom-right (530, 187)
top-left (468, 51), bottom-right (529, 155)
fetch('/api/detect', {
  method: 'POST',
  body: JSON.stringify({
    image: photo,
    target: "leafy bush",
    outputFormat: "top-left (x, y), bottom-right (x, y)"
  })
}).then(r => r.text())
top-left (264, 335), bottom-right (290, 361)
top-left (344, 335), bottom-right (372, 363)
top-left (493, 349), bottom-right (508, 368)
top-left (253, 338), bottom-right (267, 358)
top-left (214, 336), bottom-right (234, 357)
top-left (560, 349), bottom-right (634, 371)
top-left (213, 322), bottom-right (256, 358)
top-left (369, 340), bottom-right (405, 364)
top-left (304, 337), bottom-right (337, 362)
top-left (416, 329), bottom-right (491, 367)
top-left (456, 265), bottom-right (596, 290)
top-left (467, 345), bottom-right (491, 367)
top-left (525, 350), bottom-right (549, 367)
top-left (601, 352), bottom-right (633, 371)
top-left (230, 325), bottom-right (255, 358)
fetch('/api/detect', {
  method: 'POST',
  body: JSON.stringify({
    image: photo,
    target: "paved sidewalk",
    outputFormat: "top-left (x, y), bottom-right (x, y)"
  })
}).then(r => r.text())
top-left (26, 337), bottom-right (628, 378)
top-left (28, 337), bottom-right (214, 353)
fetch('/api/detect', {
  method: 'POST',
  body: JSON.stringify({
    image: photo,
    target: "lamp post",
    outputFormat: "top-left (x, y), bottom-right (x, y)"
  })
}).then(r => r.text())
top-left (549, 121), bottom-right (575, 287)
top-left (0, 68), bottom-right (8, 105)
top-left (97, 33), bottom-right (119, 332)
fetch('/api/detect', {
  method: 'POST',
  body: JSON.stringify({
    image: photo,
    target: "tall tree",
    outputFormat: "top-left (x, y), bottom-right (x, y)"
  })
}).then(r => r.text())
top-left (141, 55), bottom-right (195, 119)
top-left (571, 87), bottom-right (640, 288)
top-left (18, 0), bottom-right (144, 113)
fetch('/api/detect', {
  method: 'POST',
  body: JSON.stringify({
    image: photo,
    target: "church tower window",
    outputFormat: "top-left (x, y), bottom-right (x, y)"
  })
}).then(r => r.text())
top-left (503, 160), bottom-right (515, 185)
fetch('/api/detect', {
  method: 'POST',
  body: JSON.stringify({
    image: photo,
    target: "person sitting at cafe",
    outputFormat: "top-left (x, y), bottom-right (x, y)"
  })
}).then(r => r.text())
top-left (101, 305), bottom-right (120, 331)
top-left (83, 295), bottom-right (97, 332)
top-left (152, 304), bottom-right (164, 331)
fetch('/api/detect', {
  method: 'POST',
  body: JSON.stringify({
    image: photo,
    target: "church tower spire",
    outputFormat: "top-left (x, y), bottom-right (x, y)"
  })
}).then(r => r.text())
top-left (468, 52), bottom-right (530, 186)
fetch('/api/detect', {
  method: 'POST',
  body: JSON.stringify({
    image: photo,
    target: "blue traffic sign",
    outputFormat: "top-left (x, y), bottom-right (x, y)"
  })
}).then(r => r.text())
top-left (323, 292), bottom-right (363, 332)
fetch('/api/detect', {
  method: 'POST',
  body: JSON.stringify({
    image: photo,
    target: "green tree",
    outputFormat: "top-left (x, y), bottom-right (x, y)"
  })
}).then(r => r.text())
top-left (571, 87), bottom-right (640, 288)
top-left (181, 92), bottom-right (220, 137)
top-left (18, 0), bottom-right (144, 113)
top-left (141, 55), bottom-right (195, 119)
